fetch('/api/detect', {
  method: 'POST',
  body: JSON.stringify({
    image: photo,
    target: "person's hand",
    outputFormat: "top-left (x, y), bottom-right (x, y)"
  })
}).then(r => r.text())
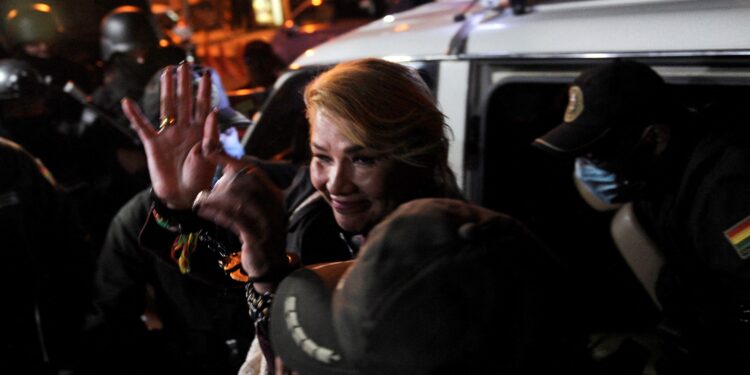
top-left (192, 160), bottom-right (288, 283)
top-left (122, 63), bottom-right (217, 209)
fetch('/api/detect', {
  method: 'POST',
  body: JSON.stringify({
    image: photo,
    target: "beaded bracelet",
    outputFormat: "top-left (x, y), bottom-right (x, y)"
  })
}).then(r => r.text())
top-left (152, 208), bottom-right (180, 232)
top-left (245, 281), bottom-right (274, 324)
top-left (149, 188), bottom-right (209, 233)
top-left (244, 252), bottom-right (301, 324)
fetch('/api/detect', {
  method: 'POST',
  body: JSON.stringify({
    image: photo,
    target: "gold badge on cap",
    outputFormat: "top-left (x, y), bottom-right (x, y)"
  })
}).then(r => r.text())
top-left (564, 85), bottom-right (584, 123)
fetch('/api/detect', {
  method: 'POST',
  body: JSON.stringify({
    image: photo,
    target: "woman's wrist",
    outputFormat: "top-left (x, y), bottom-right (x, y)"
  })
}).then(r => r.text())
top-left (150, 188), bottom-right (210, 233)
top-left (250, 252), bottom-right (301, 283)
top-left (245, 252), bottom-right (301, 323)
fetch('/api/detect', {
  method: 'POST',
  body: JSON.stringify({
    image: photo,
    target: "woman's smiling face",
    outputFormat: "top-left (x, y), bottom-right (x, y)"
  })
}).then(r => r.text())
top-left (309, 109), bottom-right (396, 233)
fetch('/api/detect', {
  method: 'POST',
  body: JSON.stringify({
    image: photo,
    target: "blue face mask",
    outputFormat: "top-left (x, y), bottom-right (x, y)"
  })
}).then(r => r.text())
top-left (574, 157), bottom-right (634, 207)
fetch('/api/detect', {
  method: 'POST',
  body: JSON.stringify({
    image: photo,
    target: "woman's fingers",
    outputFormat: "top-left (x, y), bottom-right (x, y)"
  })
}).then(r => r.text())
top-left (158, 63), bottom-right (210, 131)
top-left (194, 203), bottom-right (240, 236)
top-left (195, 69), bottom-right (212, 126)
top-left (160, 65), bottom-right (176, 127)
top-left (201, 109), bottom-right (221, 155)
top-left (201, 110), bottom-right (242, 168)
top-left (177, 63), bottom-right (193, 127)
top-left (122, 97), bottom-right (158, 141)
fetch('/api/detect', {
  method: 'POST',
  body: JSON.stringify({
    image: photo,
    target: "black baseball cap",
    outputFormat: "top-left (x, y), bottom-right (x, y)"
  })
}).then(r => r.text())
top-left (533, 59), bottom-right (667, 155)
top-left (269, 260), bottom-right (359, 375)
top-left (270, 198), bottom-right (571, 375)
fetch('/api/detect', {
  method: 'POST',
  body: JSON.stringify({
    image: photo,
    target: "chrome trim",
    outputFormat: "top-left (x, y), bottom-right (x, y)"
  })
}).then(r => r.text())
top-left (459, 50), bottom-right (750, 60)
top-left (294, 50), bottom-right (750, 71)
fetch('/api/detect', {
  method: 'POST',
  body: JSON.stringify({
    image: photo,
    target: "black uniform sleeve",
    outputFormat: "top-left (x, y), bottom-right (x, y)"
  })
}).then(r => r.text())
top-left (0, 139), bottom-right (95, 372)
top-left (684, 137), bottom-right (750, 371)
top-left (81, 188), bottom-right (158, 373)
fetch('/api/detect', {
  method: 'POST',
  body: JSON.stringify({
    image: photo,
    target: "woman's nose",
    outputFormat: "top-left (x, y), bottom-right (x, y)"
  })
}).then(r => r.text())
top-left (327, 162), bottom-right (356, 195)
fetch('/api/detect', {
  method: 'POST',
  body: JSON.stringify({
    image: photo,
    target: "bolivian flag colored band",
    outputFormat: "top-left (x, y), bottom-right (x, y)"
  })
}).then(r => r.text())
top-left (724, 215), bottom-right (750, 259)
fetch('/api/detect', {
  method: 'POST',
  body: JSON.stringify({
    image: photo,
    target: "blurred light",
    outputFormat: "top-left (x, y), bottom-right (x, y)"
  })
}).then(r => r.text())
top-left (166, 10), bottom-right (180, 22)
top-left (300, 24), bottom-right (318, 33)
top-left (484, 22), bottom-right (508, 31)
top-left (383, 55), bottom-right (412, 62)
top-left (383, 15), bottom-right (395, 23)
top-left (32, 3), bottom-right (52, 13)
top-left (312, 0), bottom-right (323, 6)
top-left (289, 64), bottom-right (301, 70)
top-left (228, 87), bottom-right (266, 96)
top-left (580, 53), bottom-right (617, 58)
top-left (116, 5), bottom-right (141, 13)
top-left (7, 9), bottom-right (17, 19)
top-left (159, 39), bottom-right (170, 47)
top-left (151, 4), bottom-right (169, 13)
top-left (394, 23), bottom-right (410, 32)
top-left (304, 49), bottom-right (315, 57)
top-left (284, 20), bottom-right (295, 28)
top-left (253, 0), bottom-right (279, 25)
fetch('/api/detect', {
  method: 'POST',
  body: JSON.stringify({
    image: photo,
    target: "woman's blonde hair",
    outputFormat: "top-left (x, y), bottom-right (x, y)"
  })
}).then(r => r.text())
top-left (304, 58), bottom-right (459, 199)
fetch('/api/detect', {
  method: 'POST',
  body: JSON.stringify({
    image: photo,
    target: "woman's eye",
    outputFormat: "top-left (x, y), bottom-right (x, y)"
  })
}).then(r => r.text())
top-left (313, 154), bottom-right (332, 164)
top-left (352, 156), bottom-right (376, 165)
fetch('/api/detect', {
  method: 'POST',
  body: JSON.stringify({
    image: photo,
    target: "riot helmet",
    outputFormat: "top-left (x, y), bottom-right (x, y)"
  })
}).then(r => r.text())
top-left (100, 6), bottom-right (160, 62)
top-left (0, 58), bottom-right (46, 100)
top-left (5, 3), bottom-right (62, 46)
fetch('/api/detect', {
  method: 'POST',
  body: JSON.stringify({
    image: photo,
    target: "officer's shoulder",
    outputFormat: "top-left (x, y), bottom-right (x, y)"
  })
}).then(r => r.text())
top-left (0, 137), bottom-right (58, 187)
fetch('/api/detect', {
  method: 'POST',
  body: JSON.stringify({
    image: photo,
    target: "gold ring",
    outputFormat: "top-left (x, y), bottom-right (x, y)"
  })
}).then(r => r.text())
top-left (192, 189), bottom-right (211, 210)
top-left (159, 116), bottom-right (177, 129)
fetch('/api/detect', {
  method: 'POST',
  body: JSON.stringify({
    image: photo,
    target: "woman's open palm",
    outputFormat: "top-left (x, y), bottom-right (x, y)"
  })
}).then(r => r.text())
top-left (122, 63), bottom-right (218, 209)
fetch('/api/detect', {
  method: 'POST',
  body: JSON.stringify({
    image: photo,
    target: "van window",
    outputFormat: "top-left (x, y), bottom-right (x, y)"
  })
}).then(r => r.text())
top-left (476, 75), bottom-right (750, 332)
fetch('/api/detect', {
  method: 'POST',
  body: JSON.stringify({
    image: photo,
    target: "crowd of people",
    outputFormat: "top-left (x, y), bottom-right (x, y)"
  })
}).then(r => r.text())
top-left (1, 3), bottom-right (749, 375)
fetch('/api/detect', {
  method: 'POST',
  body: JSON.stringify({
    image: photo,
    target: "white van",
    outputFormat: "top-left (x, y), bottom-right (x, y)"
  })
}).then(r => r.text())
top-left (245, 0), bottom-right (750, 360)
top-left (255, 0), bottom-right (750, 191)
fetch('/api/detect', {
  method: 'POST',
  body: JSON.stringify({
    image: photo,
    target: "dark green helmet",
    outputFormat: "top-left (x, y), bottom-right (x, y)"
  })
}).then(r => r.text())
top-left (100, 6), bottom-right (160, 61)
top-left (5, 3), bottom-right (61, 46)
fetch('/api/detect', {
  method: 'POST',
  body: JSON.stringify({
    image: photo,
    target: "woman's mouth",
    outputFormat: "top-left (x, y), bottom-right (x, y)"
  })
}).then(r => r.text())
top-left (331, 199), bottom-right (371, 214)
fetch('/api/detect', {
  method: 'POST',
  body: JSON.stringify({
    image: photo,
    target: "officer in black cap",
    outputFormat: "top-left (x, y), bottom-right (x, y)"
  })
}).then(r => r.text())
top-left (532, 59), bottom-right (750, 374)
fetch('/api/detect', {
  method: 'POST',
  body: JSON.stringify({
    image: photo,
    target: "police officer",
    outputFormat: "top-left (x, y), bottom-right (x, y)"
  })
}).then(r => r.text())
top-left (0, 136), bottom-right (94, 374)
top-left (4, 3), bottom-right (94, 125)
top-left (532, 59), bottom-right (750, 374)
top-left (93, 5), bottom-right (184, 123)
top-left (78, 5), bottom-right (185, 249)
top-left (0, 58), bottom-right (86, 188)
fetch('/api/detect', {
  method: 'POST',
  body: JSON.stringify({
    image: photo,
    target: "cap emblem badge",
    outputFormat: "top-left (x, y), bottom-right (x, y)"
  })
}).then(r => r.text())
top-left (564, 85), bottom-right (584, 123)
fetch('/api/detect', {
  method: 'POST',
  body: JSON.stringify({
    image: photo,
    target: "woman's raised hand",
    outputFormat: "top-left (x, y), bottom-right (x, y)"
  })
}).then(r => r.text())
top-left (122, 63), bottom-right (218, 209)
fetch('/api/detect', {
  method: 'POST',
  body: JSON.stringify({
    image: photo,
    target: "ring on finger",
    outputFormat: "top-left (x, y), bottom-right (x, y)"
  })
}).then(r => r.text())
top-left (159, 116), bottom-right (177, 130)
top-left (192, 189), bottom-right (211, 210)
